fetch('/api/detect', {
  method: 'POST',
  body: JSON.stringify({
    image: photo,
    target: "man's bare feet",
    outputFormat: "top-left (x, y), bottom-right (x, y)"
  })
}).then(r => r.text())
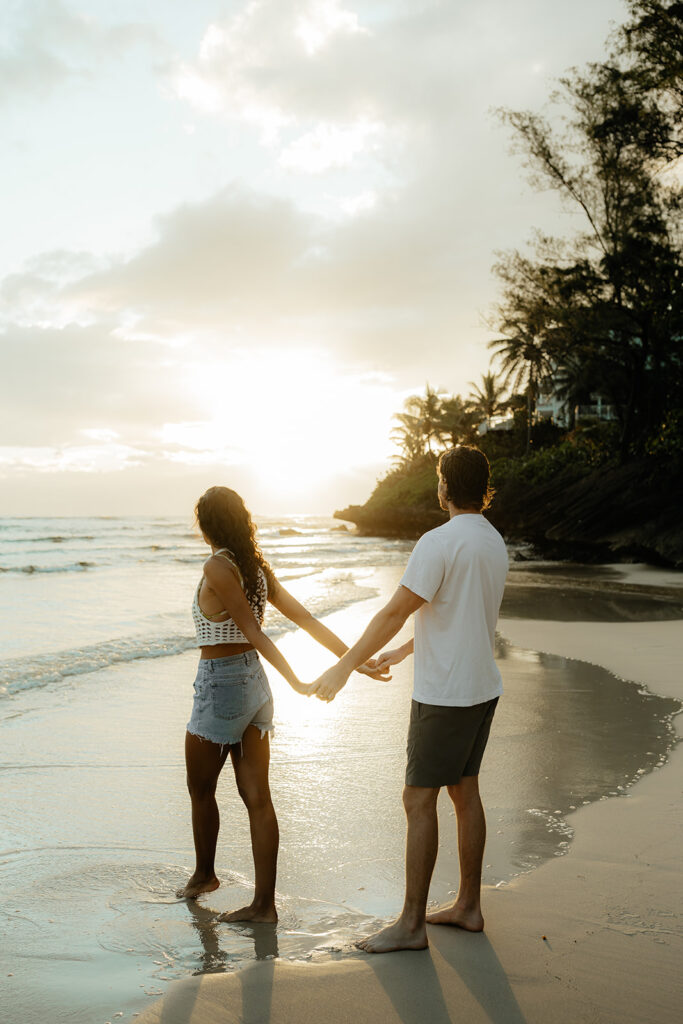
top-left (356, 920), bottom-right (428, 954)
top-left (176, 873), bottom-right (220, 899)
top-left (218, 902), bottom-right (278, 924)
top-left (426, 902), bottom-right (484, 932)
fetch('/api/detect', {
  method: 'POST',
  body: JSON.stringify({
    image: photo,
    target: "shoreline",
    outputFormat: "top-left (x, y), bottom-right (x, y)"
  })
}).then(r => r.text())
top-left (136, 612), bottom-right (683, 1024)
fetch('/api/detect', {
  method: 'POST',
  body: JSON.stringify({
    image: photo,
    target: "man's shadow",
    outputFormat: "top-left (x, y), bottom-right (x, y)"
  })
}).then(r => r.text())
top-left (363, 928), bottom-right (527, 1024)
top-left (364, 946), bottom-right (453, 1024)
top-left (434, 927), bottom-right (527, 1024)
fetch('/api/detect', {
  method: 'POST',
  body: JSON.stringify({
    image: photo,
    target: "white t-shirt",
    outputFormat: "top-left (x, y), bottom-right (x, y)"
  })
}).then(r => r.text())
top-left (400, 514), bottom-right (508, 707)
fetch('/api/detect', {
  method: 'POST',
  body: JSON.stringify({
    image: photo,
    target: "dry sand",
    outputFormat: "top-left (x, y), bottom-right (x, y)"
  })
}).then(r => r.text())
top-left (137, 615), bottom-right (683, 1024)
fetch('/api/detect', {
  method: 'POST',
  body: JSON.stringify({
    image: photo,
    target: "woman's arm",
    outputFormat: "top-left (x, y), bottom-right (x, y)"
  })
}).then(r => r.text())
top-left (374, 638), bottom-right (414, 669)
top-left (203, 559), bottom-right (311, 695)
top-left (268, 580), bottom-right (390, 679)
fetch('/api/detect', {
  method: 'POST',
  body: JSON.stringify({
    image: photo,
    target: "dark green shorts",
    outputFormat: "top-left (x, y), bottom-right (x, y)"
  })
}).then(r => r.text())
top-left (405, 697), bottom-right (499, 788)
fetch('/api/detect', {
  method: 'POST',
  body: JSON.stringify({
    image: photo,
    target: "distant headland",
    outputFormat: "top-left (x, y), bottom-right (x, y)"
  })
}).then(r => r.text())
top-left (335, 429), bottom-right (683, 569)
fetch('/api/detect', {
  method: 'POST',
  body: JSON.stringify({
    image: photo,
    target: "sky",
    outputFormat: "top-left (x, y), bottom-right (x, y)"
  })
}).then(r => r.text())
top-left (1, 0), bottom-right (625, 516)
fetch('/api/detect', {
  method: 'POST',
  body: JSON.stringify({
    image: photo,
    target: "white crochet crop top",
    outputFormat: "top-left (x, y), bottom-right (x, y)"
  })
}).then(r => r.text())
top-left (192, 548), bottom-right (268, 646)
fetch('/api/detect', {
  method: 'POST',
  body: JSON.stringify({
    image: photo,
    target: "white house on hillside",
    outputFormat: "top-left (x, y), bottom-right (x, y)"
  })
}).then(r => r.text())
top-left (477, 384), bottom-right (616, 435)
top-left (536, 383), bottom-right (617, 427)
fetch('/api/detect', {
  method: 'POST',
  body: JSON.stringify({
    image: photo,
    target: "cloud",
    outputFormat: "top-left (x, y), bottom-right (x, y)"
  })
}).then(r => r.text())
top-left (167, 0), bottom-right (590, 136)
top-left (0, 323), bottom-right (202, 447)
top-left (0, 159), bottom-right (551, 390)
top-left (295, 0), bottom-right (366, 54)
top-left (279, 119), bottom-right (385, 173)
top-left (169, 0), bottom-right (370, 131)
top-left (0, 440), bottom-right (147, 474)
top-left (59, 185), bottom-right (314, 331)
top-left (3, 181), bottom-right (468, 378)
top-left (0, 0), bottom-right (163, 105)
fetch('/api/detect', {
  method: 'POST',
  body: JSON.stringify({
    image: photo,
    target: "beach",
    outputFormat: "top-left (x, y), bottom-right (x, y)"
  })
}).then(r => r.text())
top-left (137, 599), bottom-right (683, 1024)
top-left (1, 520), bottom-right (681, 1023)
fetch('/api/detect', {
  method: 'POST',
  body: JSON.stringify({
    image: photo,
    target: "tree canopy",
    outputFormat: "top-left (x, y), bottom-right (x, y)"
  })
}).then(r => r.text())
top-left (490, 0), bottom-right (681, 462)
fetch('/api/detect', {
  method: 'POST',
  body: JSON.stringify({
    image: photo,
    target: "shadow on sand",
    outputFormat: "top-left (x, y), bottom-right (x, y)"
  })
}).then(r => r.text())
top-left (158, 901), bottom-right (279, 1024)
top-left (364, 927), bottom-right (527, 1024)
top-left (156, 902), bottom-right (526, 1024)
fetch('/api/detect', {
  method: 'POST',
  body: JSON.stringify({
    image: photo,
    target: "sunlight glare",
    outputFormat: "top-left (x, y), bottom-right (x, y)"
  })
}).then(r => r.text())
top-left (164, 349), bottom-right (397, 498)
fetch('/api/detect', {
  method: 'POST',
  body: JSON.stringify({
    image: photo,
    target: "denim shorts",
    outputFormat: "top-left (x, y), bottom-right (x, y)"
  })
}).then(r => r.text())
top-left (186, 650), bottom-right (274, 748)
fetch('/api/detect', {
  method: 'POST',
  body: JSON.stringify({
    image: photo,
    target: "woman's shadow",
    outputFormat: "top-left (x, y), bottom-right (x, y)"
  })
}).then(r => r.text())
top-left (185, 899), bottom-right (280, 972)
top-left (158, 901), bottom-right (279, 1024)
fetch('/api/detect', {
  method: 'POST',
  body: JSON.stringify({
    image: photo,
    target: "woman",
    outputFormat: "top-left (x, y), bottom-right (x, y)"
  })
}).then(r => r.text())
top-left (179, 486), bottom-right (382, 921)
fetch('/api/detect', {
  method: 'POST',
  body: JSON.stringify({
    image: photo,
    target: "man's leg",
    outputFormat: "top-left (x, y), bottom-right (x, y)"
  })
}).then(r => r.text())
top-left (357, 785), bottom-right (439, 953)
top-left (426, 774), bottom-right (486, 931)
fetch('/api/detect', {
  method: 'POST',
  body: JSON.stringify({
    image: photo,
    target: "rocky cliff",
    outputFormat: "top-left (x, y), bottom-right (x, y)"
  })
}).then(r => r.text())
top-left (335, 457), bottom-right (683, 568)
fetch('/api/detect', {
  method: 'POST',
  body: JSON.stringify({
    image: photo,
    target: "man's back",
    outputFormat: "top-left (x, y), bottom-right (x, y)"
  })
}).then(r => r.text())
top-left (400, 513), bottom-right (508, 707)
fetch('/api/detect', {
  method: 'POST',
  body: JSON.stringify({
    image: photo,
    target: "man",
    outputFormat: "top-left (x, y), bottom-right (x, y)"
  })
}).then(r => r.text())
top-left (311, 445), bottom-right (508, 954)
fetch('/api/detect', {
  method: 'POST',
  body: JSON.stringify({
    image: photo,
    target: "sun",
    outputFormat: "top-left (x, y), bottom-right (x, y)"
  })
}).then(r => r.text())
top-left (167, 347), bottom-right (398, 502)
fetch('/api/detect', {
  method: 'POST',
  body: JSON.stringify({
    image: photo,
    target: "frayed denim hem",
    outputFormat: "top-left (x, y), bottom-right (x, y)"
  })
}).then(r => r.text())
top-left (186, 723), bottom-right (274, 757)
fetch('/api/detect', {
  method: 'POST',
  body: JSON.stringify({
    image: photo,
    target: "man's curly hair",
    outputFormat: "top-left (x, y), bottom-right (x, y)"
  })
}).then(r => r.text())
top-left (438, 446), bottom-right (494, 511)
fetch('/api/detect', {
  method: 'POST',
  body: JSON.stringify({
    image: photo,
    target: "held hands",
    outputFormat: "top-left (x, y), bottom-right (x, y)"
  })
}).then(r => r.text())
top-left (373, 647), bottom-right (408, 671)
top-left (310, 665), bottom-right (349, 703)
top-left (355, 658), bottom-right (392, 681)
top-left (290, 678), bottom-right (316, 697)
top-left (291, 665), bottom-right (385, 701)
top-left (310, 658), bottom-right (391, 703)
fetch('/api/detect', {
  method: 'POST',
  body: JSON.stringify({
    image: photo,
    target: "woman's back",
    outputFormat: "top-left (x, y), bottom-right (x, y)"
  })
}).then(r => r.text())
top-left (192, 549), bottom-right (267, 647)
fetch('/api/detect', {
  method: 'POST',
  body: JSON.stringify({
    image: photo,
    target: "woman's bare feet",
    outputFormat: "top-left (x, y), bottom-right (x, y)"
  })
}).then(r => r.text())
top-left (176, 873), bottom-right (220, 899)
top-left (426, 902), bottom-right (484, 932)
top-left (218, 902), bottom-right (278, 924)
top-left (356, 919), bottom-right (428, 954)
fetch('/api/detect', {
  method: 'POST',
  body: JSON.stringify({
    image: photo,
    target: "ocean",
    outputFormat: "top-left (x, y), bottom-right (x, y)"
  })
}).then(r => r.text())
top-left (0, 515), bottom-right (411, 695)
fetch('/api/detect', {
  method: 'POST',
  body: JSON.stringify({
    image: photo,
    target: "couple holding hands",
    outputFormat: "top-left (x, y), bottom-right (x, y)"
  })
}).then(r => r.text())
top-left (181, 445), bottom-right (508, 954)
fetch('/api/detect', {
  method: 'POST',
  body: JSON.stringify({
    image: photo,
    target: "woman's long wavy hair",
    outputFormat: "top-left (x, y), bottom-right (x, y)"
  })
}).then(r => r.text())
top-left (195, 487), bottom-right (276, 603)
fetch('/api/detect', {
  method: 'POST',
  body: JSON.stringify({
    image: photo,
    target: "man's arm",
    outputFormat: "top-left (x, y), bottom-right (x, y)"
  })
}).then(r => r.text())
top-left (310, 586), bottom-right (425, 702)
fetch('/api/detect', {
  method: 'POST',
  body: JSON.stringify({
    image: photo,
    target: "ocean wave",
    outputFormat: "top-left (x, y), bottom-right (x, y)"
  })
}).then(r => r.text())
top-left (0, 620), bottom-right (304, 697)
top-left (0, 535), bottom-right (96, 544)
top-left (0, 562), bottom-right (97, 575)
top-left (0, 635), bottom-right (200, 696)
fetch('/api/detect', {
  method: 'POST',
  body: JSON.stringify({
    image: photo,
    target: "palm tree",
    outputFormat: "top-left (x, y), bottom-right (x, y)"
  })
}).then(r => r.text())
top-left (438, 395), bottom-right (478, 447)
top-left (390, 411), bottom-right (426, 463)
top-left (489, 318), bottom-right (555, 454)
top-left (550, 351), bottom-right (593, 429)
top-left (467, 371), bottom-right (508, 431)
top-left (403, 384), bottom-right (448, 455)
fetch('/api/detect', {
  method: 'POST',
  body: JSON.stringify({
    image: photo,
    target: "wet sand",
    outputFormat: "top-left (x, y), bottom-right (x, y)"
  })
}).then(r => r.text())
top-left (2, 565), bottom-right (681, 1023)
top-left (503, 558), bottom-right (683, 621)
top-left (134, 567), bottom-right (683, 1024)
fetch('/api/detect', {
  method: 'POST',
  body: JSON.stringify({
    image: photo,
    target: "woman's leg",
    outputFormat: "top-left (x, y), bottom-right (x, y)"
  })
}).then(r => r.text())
top-left (219, 725), bottom-right (279, 923)
top-left (178, 730), bottom-right (230, 898)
